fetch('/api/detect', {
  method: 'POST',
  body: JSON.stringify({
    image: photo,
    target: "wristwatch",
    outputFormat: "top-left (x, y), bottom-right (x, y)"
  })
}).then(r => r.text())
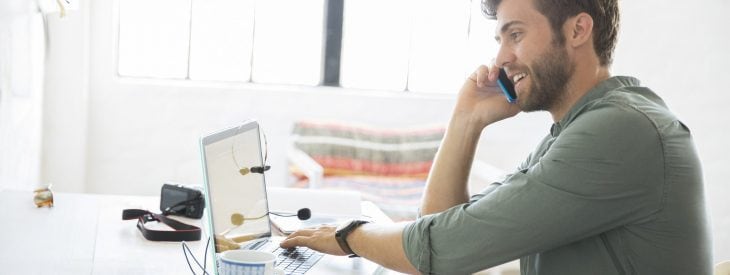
top-left (335, 220), bottom-right (369, 257)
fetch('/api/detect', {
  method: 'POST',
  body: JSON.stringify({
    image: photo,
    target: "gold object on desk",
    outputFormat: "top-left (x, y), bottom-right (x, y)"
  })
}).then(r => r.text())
top-left (33, 183), bottom-right (54, 208)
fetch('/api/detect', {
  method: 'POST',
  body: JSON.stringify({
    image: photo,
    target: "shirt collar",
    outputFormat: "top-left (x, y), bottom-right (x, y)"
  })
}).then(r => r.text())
top-left (550, 76), bottom-right (641, 137)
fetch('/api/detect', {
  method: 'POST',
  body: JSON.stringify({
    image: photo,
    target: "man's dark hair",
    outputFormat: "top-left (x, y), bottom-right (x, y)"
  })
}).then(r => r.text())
top-left (481, 0), bottom-right (619, 66)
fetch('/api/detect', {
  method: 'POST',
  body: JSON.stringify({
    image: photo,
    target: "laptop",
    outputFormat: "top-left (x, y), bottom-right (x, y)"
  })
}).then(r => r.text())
top-left (199, 120), bottom-right (378, 275)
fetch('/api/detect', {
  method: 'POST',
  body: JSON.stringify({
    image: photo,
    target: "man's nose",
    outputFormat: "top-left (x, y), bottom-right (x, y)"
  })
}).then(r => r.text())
top-left (495, 44), bottom-right (516, 68)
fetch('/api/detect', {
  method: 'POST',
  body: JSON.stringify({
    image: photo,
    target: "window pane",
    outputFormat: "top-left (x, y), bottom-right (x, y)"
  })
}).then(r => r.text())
top-left (251, 0), bottom-right (324, 86)
top-left (407, 0), bottom-right (470, 93)
top-left (339, 0), bottom-right (411, 91)
top-left (118, 0), bottom-right (191, 78)
top-left (466, 0), bottom-right (499, 76)
top-left (189, 0), bottom-right (255, 82)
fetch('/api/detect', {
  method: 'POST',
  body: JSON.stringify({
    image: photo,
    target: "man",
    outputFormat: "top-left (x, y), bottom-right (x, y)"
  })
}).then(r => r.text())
top-left (281, 0), bottom-right (712, 274)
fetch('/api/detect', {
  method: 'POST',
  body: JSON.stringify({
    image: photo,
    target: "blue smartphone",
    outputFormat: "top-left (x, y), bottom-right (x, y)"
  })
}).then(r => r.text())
top-left (497, 68), bottom-right (517, 103)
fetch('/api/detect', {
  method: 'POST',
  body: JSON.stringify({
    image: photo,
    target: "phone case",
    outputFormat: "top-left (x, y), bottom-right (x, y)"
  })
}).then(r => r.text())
top-left (497, 69), bottom-right (517, 103)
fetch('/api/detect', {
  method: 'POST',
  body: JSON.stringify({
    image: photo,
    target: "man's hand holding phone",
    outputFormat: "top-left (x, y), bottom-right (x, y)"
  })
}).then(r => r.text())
top-left (454, 64), bottom-right (521, 129)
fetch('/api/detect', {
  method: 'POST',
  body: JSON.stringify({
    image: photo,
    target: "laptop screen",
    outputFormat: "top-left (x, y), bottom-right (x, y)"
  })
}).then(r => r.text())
top-left (200, 120), bottom-right (272, 253)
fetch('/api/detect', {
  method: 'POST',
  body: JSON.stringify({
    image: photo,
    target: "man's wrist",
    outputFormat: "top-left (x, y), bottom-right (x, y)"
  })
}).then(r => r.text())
top-left (448, 113), bottom-right (487, 140)
top-left (335, 220), bottom-right (369, 257)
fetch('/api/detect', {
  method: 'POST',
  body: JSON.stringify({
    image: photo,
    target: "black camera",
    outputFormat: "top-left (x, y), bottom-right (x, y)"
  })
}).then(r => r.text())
top-left (160, 183), bottom-right (205, 219)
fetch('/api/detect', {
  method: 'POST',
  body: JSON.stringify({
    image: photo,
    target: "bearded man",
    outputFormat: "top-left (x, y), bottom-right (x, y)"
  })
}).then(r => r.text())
top-left (280, 0), bottom-right (712, 274)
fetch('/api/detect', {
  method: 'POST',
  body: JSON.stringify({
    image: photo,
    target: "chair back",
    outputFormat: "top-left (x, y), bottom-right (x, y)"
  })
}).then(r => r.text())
top-left (289, 120), bottom-right (445, 220)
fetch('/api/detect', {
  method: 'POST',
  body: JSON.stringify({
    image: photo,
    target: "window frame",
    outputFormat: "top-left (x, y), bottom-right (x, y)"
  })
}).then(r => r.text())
top-left (113, 0), bottom-right (493, 96)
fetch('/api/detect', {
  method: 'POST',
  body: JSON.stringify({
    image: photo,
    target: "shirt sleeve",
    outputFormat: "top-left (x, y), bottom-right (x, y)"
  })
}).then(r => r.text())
top-left (402, 101), bottom-right (665, 274)
top-left (468, 144), bottom-right (540, 204)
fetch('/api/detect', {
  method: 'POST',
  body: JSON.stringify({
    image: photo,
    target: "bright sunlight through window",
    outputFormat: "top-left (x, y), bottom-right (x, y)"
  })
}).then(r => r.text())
top-left (117, 0), bottom-right (499, 94)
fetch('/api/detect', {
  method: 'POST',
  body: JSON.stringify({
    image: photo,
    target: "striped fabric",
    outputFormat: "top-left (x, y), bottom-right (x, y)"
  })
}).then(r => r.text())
top-left (290, 121), bottom-right (445, 220)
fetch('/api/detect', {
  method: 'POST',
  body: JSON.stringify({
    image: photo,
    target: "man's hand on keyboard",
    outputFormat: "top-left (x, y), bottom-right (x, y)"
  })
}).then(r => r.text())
top-left (279, 226), bottom-right (347, 256)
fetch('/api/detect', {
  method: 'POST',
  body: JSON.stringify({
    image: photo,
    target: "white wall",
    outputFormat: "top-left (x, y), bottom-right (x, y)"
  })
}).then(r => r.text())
top-left (41, 0), bottom-right (89, 193)
top-left (41, 0), bottom-right (730, 262)
top-left (0, 1), bottom-right (45, 191)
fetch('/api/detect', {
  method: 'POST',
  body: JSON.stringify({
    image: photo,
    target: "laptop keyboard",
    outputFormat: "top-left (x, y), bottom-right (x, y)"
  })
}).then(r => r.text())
top-left (273, 247), bottom-right (323, 275)
top-left (239, 240), bottom-right (324, 274)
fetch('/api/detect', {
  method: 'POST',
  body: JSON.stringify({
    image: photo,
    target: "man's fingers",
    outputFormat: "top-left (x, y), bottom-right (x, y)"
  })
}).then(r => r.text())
top-left (285, 228), bottom-right (316, 240)
top-left (476, 65), bottom-right (489, 87)
top-left (470, 64), bottom-right (500, 88)
top-left (488, 63), bottom-right (500, 82)
top-left (280, 236), bottom-right (309, 249)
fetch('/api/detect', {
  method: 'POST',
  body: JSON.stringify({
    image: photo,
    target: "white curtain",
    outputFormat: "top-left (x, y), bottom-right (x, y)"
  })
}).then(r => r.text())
top-left (0, 0), bottom-right (45, 191)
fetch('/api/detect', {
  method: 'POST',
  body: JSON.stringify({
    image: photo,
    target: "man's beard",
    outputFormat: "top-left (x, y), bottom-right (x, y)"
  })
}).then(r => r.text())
top-left (519, 44), bottom-right (574, 112)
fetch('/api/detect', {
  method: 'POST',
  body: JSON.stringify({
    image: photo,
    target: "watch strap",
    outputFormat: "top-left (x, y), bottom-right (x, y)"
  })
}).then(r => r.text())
top-left (122, 209), bottom-right (201, 241)
top-left (335, 220), bottom-right (369, 257)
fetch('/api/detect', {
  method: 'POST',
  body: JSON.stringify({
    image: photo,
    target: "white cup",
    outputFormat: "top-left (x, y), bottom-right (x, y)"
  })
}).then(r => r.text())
top-left (219, 250), bottom-right (282, 275)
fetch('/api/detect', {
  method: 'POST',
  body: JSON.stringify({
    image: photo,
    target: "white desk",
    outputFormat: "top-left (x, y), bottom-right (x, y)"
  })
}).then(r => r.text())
top-left (0, 190), bottom-right (208, 274)
top-left (0, 189), bottom-right (394, 275)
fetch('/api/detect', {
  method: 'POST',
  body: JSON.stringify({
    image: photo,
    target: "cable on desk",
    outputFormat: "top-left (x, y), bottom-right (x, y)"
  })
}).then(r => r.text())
top-left (182, 236), bottom-right (211, 275)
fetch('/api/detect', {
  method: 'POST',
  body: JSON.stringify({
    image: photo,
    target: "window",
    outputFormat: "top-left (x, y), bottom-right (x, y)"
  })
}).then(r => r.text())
top-left (117, 0), bottom-right (499, 93)
top-left (188, 0), bottom-right (255, 82)
top-left (250, 0), bottom-right (324, 85)
top-left (338, 0), bottom-right (411, 91)
top-left (118, 0), bottom-right (191, 78)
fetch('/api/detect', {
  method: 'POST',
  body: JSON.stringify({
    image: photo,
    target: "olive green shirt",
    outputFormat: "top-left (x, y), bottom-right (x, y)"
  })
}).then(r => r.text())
top-left (402, 76), bottom-right (712, 274)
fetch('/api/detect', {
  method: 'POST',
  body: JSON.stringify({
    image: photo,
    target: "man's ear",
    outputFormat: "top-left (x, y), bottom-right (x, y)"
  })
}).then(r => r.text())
top-left (565, 12), bottom-right (594, 48)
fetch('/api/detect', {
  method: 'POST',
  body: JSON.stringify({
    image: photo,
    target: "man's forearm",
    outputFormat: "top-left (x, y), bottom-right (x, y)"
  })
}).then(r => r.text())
top-left (420, 113), bottom-right (484, 215)
top-left (347, 222), bottom-right (420, 274)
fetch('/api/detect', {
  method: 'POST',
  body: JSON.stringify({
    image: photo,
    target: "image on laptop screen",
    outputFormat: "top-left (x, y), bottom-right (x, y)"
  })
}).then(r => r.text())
top-left (200, 120), bottom-right (271, 253)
